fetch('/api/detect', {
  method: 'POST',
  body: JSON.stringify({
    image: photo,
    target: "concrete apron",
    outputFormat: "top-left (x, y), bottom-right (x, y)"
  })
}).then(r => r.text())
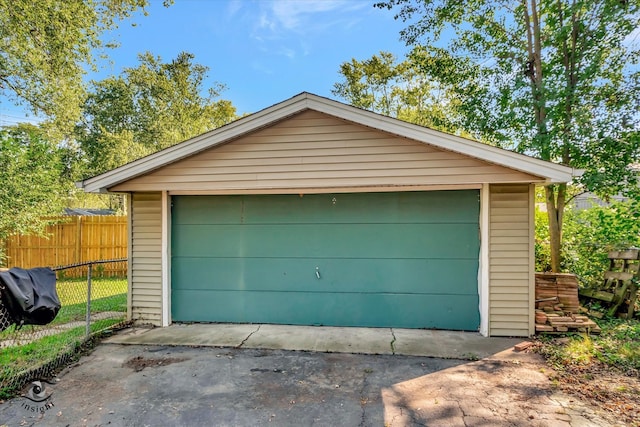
top-left (106, 324), bottom-right (530, 361)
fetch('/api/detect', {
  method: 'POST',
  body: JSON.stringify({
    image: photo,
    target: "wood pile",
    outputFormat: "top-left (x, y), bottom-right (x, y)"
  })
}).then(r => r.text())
top-left (535, 272), bottom-right (601, 334)
top-left (535, 272), bottom-right (580, 313)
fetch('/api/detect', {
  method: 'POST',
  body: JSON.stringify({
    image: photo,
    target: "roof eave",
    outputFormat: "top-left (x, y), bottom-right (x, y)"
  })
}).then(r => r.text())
top-left (305, 95), bottom-right (577, 183)
top-left (77, 94), bottom-right (316, 193)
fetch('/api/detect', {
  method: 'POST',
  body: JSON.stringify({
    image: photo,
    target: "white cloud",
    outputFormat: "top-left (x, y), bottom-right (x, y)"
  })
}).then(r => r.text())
top-left (226, 0), bottom-right (243, 18)
top-left (624, 26), bottom-right (640, 49)
top-left (270, 0), bottom-right (352, 30)
top-left (251, 0), bottom-right (371, 36)
top-left (258, 12), bottom-right (277, 32)
top-left (247, 0), bottom-right (370, 60)
top-left (251, 61), bottom-right (274, 75)
top-left (276, 46), bottom-right (296, 59)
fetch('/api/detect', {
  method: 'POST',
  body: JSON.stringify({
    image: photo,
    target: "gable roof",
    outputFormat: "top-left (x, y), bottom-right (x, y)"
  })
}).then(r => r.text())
top-left (78, 92), bottom-right (578, 193)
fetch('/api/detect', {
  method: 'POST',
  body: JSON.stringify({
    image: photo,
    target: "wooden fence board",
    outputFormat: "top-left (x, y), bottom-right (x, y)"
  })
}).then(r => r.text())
top-left (2, 216), bottom-right (127, 277)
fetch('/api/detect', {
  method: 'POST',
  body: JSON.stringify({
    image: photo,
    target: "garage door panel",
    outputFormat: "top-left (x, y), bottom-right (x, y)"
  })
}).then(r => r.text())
top-left (171, 191), bottom-right (480, 330)
top-left (172, 192), bottom-right (479, 225)
top-left (172, 257), bottom-right (479, 295)
top-left (172, 289), bottom-right (479, 330)
top-left (172, 223), bottom-right (479, 259)
top-left (172, 196), bottom-right (242, 225)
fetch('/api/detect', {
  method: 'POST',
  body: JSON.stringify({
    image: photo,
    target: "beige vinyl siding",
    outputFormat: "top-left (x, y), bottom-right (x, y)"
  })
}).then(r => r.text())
top-left (489, 184), bottom-right (533, 336)
top-left (110, 110), bottom-right (543, 192)
top-left (130, 192), bottom-right (163, 325)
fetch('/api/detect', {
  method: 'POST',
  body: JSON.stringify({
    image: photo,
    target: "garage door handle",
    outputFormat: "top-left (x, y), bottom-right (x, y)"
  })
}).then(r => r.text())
top-left (316, 267), bottom-right (321, 279)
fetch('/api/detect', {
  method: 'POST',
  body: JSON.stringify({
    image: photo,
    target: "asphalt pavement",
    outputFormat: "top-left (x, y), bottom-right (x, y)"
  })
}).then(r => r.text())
top-left (0, 325), bottom-right (618, 426)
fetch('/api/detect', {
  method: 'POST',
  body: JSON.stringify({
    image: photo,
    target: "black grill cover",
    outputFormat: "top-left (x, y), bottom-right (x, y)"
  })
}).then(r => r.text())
top-left (0, 267), bottom-right (60, 325)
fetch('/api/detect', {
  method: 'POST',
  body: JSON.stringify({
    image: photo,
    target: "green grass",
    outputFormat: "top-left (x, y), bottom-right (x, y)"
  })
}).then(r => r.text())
top-left (56, 277), bottom-right (127, 305)
top-left (0, 277), bottom-right (128, 398)
top-left (592, 318), bottom-right (640, 370)
top-left (54, 293), bottom-right (127, 324)
top-left (0, 294), bottom-right (126, 339)
top-left (0, 317), bottom-right (125, 398)
top-left (0, 318), bottom-right (125, 370)
top-left (539, 318), bottom-right (640, 372)
top-left (0, 277), bottom-right (127, 338)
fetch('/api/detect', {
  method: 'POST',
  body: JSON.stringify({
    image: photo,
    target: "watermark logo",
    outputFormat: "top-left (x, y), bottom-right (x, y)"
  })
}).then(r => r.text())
top-left (20, 379), bottom-right (56, 414)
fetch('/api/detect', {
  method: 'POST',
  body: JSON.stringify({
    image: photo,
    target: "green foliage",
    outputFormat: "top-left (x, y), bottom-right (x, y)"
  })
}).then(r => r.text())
top-left (377, 0), bottom-right (640, 270)
top-left (332, 51), bottom-right (465, 135)
top-left (0, 0), bottom-right (156, 138)
top-left (375, 0), bottom-right (640, 184)
top-left (0, 317), bottom-right (124, 398)
top-left (563, 201), bottom-right (640, 286)
top-left (540, 319), bottom-right (640, 372)
top-left (536, 200), bottom-right (640, 286)
top-left (333, 52), bottom-right (398, 114)
top-left (0, 127), bottom-right (70, 265)
top-left (535, 208), bottom-right (552, 273)
top-left (77, 51), bottom-right (237, 176)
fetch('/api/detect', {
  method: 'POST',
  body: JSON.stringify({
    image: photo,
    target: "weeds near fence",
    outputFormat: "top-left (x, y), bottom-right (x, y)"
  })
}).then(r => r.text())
top-left (0, 260), bottom-right (128, 399)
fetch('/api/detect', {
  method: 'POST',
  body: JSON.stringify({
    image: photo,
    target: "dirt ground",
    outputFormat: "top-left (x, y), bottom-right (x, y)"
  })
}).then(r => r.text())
top-left (525, 338), bottom-right (640, 427)
top-left (0, 343), bottom-right (623, 426)
top-left (548, 361), bottom-right (640, 426)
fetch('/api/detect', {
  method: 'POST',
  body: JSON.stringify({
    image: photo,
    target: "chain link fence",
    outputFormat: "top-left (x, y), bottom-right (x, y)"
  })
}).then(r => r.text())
top-left (0, 259), bottom-right (129, 398)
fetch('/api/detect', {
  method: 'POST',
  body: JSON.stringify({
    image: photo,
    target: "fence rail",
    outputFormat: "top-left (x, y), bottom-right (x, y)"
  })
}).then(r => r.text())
top-left (2, 216), bottom-right (127, 277)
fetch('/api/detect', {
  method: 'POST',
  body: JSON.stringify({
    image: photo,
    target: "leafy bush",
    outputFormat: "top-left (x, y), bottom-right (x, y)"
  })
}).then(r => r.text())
top-left (536, 200), bottom-right (640, 287)
top-left (539, 319), bottom-right (640, 372)
top-left (598, 319), bottom-right (640, 365)
top-left (535, 208), bottom-right (552, 273)
top-left (0, 128), bottom-right (69, 265)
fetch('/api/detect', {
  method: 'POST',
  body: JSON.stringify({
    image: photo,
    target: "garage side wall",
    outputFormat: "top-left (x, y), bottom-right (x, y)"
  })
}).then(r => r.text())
top-left (489, 184), bottom-right (534, 336)
top-left (130, 192), bottom-right (163, 325)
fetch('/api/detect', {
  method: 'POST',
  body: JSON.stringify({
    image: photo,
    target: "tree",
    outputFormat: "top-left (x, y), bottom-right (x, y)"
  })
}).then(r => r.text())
top-left (332, 51), bottom-right (463, 134)
top-left (77, 52), bottom-right (237, 176)
top-left (376, 0), bottom-right (640, 271)
top-left (0, 127), bottom-right (70, 265)
top-left (0, 0), bottom-right (163, 138)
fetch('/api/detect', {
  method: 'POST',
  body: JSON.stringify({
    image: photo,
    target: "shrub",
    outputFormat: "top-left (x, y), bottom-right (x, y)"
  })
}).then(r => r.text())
top-left (539, 319), bottom-right (640, 372)
top-left (536, 200), bottom-right (640, 288)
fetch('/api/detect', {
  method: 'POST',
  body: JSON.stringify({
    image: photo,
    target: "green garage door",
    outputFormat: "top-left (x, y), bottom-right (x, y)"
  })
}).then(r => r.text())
top-left (171, 191), bottom-right (480, 330)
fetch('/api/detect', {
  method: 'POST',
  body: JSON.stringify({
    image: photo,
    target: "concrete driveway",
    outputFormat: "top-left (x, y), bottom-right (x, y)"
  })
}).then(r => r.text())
top-left (104, 323), bottom-right (526, 359)
top-left (0, 325), bottom-right (617, 426)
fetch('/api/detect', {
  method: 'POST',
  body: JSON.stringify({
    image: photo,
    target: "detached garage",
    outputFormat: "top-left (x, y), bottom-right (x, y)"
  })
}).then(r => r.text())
top-left (79, 92), bottom-right (576, 337)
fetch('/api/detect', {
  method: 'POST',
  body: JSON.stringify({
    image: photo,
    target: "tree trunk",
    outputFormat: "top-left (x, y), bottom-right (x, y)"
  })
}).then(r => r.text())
top-left (545, 184), bottom-right (566, 272)
top-left (525, 0), bottom-right (565, 271)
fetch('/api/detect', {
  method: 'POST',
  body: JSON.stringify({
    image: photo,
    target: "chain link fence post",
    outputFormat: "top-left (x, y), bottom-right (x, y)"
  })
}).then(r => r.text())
top-left (86, 263), bottom-right (93, 339)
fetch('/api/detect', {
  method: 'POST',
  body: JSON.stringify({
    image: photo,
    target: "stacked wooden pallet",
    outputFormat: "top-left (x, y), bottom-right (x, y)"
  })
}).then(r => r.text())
top-left (535, 272), bottom-right (601, 334)
top-left (534, 312), bottom-right (601, 333)
top-left (535, 272), bottom-right (580, 313)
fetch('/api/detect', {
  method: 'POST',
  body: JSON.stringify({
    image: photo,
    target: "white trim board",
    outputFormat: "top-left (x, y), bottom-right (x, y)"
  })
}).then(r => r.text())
top-left (161, 191), bottom-right (171, 327)
top-left (479, 184), bottom-right (490, 337)
top-left (167, 184), bottom-right (484, 196)
top-left (126, 193), bottom-right (133, 321)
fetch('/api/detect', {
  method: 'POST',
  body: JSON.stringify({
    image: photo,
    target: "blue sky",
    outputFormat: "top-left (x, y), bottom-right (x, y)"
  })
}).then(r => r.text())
top-left (0, 0), bottom-right (410, 124)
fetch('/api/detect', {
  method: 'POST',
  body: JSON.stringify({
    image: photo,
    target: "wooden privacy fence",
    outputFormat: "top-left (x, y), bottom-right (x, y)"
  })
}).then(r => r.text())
top-left (2, 216), bottom-right (128, 276)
